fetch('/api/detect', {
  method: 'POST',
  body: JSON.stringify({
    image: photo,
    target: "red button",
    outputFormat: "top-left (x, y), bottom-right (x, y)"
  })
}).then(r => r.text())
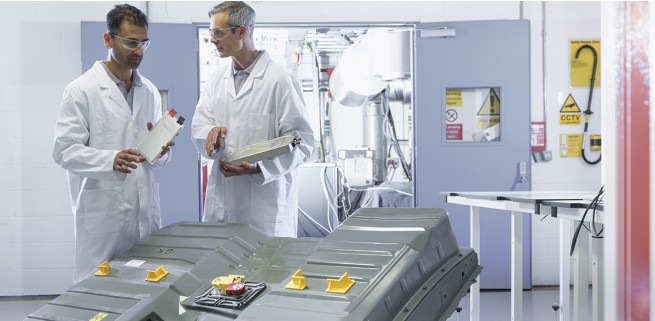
top-left (226, 282), bottom-right (246, 296)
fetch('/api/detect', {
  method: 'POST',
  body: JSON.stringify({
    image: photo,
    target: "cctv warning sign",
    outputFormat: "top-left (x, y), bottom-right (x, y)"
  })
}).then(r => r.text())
top-left (560, 94), bottom-right (582, 125)
top-left (560, 113), bottom-right (581, 125)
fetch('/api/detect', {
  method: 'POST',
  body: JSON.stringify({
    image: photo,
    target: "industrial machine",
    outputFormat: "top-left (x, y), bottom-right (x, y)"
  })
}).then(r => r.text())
top-left (198, 26), bottom-right (415, 237)
top-left (26, 208), bottom-right (480, 321)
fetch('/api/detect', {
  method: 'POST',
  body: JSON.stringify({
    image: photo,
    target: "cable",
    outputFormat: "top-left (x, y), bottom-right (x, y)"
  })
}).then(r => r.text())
top-left (591, 193), bottom-right (604, 237)
top-left (320, 166), bottom-right (338, 231)
top-left (349, 186), bottom-right (413, 197)
top-left (381, 90), bottom-right (412, 181)
top-left (570, 185), bottom-right (604, 256)
top-left (576, 44), bottom-right (601, 165)
top-left (298, 207), bottom-right (330, 236)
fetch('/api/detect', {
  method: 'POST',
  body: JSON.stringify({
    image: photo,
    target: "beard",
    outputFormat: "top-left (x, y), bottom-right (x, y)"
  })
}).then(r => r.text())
top-left (110, 49), bottom-right (143, 69)
top-left (125, 54), bottom-right (143, 69)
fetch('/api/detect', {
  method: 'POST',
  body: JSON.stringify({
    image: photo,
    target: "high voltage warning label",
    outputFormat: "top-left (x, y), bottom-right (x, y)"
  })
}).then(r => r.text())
top-left (560, 94), bottom-right (581, 125)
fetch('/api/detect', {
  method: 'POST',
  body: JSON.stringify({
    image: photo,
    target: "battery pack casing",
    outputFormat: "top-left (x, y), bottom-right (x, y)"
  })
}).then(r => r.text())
top-left (137, 110), bottom-right (184, 164)
top-left (224, 132), bottom-right (300, 166)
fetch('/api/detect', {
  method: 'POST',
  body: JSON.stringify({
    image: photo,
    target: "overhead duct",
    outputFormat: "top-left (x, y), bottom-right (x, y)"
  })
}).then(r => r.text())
top-left (369, 28), bottom-right (411, 81)
top-left (329, 35), bottom-right (385, 107)
top-left (329, 28), bottom-right (411, 107)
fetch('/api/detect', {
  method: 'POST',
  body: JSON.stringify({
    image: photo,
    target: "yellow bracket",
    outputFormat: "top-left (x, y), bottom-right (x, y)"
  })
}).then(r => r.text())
top-left (212, 274), bottom-right (246, 294)
top-left (145, 266), bottom-right (169, 282)
top-left (228, 274), bottom-right (245, 283)
top-left (325, 272), bottom-right (355, 294)
top-left (285, 269), bottom-right (307, 290)
top-left (94, 261), bottom-right (110, 277)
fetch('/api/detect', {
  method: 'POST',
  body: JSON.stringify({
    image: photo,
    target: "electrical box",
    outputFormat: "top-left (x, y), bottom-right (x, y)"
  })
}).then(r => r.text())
top-left (338, 149), bottom-right (375, 187)
top-left (531, 121), bottom-right (546, 151)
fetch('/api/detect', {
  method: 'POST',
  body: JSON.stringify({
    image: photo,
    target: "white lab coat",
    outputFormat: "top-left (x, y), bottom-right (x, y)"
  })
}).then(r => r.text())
top-left (53, 61), bottom-right (170, 283)
top-left (191, 51), bottom-right (315, 237)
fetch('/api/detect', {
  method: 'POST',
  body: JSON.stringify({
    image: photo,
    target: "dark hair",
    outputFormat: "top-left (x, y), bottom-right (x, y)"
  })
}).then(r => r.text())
top-left (208, 1), bottom-right (256, 36)
top-left (106, 4), bottom-right (148, 35)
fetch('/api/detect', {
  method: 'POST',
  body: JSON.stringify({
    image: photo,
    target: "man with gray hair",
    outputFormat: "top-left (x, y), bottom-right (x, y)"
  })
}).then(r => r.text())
top-left (191, 1), bottom-right (315, 237)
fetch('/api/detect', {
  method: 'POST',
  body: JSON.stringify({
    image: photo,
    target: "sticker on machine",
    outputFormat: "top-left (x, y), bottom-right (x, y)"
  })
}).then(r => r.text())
top-left (125, 259), bottom-right (146, 267)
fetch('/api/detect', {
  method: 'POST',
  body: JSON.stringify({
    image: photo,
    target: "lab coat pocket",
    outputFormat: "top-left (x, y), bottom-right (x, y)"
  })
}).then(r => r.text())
top-left (80, 187), bottom-right (124, 234)
top-left (94, 115), bottom-right (115, 147)
top-left (247, 113), bottom-right (274, 144)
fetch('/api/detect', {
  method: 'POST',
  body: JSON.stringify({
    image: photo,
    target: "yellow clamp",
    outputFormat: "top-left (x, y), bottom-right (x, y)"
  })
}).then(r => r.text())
top-left (285, 269), bottom-right (307, 290)
top-left (212, 274), bottom-right (246, 294)
top-left (325, 272), bottom-right (355, 294)
top-left (145, 265), bottom-right (169, 282)
top-left (94, 261), bottom-right (110, 277)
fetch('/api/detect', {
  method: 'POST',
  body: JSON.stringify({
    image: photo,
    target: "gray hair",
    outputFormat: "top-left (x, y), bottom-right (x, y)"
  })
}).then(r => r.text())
top-left (208, 1), bottom-right (256, 37)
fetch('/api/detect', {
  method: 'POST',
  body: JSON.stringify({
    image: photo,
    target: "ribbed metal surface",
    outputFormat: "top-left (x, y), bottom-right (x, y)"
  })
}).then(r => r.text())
top-left (26, 208), bottom-right (479, 321)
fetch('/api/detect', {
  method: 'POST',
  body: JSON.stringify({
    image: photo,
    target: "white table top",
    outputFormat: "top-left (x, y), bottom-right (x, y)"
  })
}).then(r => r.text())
top-left (443, 191), bottom-right (598, 203)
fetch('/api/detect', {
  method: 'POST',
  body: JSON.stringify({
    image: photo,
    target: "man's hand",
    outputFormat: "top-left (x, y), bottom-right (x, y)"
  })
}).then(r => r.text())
top-left (113, 148), bottom-right (146, 174)
top-left (206, 127), bottom-right (227, 156)
top-left (219, 160), bottom-right (261, 177)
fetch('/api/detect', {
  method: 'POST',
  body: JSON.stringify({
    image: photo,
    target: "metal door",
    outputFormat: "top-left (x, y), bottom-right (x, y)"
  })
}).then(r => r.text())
top-left (414, 20), bottom-right (531, 289)
top-left (81, 22), bottom-right (201, 226)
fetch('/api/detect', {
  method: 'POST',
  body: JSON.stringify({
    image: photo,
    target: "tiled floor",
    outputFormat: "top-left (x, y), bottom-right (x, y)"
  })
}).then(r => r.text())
top-left (1, 295), bottom-right (58, 321)
top-left (4, 287), bottom-right (590, 321)
top-left (444, 287), bottom-right (592, 321)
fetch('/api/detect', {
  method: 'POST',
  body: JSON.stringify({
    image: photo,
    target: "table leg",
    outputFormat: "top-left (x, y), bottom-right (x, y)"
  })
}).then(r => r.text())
top-left (559, 220), bottom-right (572, 321)
top-left (511, 211), bottom-right (523, 321)
top-left (592, 229), bottom-right (604, 321)
top-left (573, 220), bottom-right (589, 320)
top-left (470, 206), bottom-right (480, 321)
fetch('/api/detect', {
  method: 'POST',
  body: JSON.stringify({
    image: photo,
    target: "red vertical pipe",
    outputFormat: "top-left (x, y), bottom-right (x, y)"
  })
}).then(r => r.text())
top-left (617, 2), bottom-right (650, 320)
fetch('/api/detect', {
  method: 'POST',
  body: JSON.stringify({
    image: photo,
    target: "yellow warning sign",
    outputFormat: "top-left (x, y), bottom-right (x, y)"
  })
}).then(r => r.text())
top-left (571, 40), bottom-right (601, 87)
top-left (89, 313), bottom-right (108, 321)
top-left (477, 88), bottom-right (500, 115)
top-left (560, 134), bottom-right (583, 158)
top-left (446, 89), bottom-right (462, 107)
top-left (560, 114), bottom-right (581, 125)
top-left (560, 94), bottom-right (582, 125)
top-left (560, 94), bottom-right (581, 113)
top-left (477, 116), bottom-right (500, 130)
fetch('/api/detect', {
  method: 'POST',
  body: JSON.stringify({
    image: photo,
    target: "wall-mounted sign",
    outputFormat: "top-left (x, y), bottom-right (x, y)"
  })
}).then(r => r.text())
top-left (571, 40), bottom-right (600, 87)
top-left (560, 134), bottom-right (583, 158)
top-left (559, 93), bottom-right (582, 125)
top-left (444, 87), bottom-right (501, 142)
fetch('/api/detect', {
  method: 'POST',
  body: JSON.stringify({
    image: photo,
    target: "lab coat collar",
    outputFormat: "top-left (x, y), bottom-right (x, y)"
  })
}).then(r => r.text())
top-left (224, 51), bottom-right (271, 100)
top-left (92, 61), bottom-right (139, 117)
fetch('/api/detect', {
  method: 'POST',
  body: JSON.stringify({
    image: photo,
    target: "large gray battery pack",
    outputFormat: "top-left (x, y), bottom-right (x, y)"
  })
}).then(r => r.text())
top-left (26, 208), bottom-right (480, 321)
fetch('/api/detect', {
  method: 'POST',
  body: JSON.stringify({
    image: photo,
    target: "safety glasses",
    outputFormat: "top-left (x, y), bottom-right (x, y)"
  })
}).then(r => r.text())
top-left (110, 34), bottom-right (150, 51)
top-left (209, 26), bottom-right (238, 39)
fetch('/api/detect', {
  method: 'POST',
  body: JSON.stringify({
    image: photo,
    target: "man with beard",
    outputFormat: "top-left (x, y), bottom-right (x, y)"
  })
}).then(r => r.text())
top-left (53, 4), bottom-right (173, 283)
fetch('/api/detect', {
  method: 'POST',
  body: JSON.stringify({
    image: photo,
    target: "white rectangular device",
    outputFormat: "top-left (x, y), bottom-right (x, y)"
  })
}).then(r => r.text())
top-left (224, 132), bottom-right (301, 166)
top-left (137, 109), bottom-right (185, 164)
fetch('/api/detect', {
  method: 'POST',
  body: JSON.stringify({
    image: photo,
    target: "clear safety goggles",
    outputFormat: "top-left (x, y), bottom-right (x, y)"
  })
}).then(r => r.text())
top-left (111, 34), bottom-right (150, 51)
top-left (209, 26), bottom-right (238, 39)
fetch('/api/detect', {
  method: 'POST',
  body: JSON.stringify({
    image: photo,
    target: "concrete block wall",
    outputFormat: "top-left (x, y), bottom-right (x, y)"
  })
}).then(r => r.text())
top-left (0, 1), bottom-right (600, 295)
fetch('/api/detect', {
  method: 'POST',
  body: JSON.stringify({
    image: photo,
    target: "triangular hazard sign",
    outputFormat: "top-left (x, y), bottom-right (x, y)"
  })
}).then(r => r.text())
top-left (560, 94), bottom-right (581, 113)
top-left (477, 88), bottom-right (500, 116)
